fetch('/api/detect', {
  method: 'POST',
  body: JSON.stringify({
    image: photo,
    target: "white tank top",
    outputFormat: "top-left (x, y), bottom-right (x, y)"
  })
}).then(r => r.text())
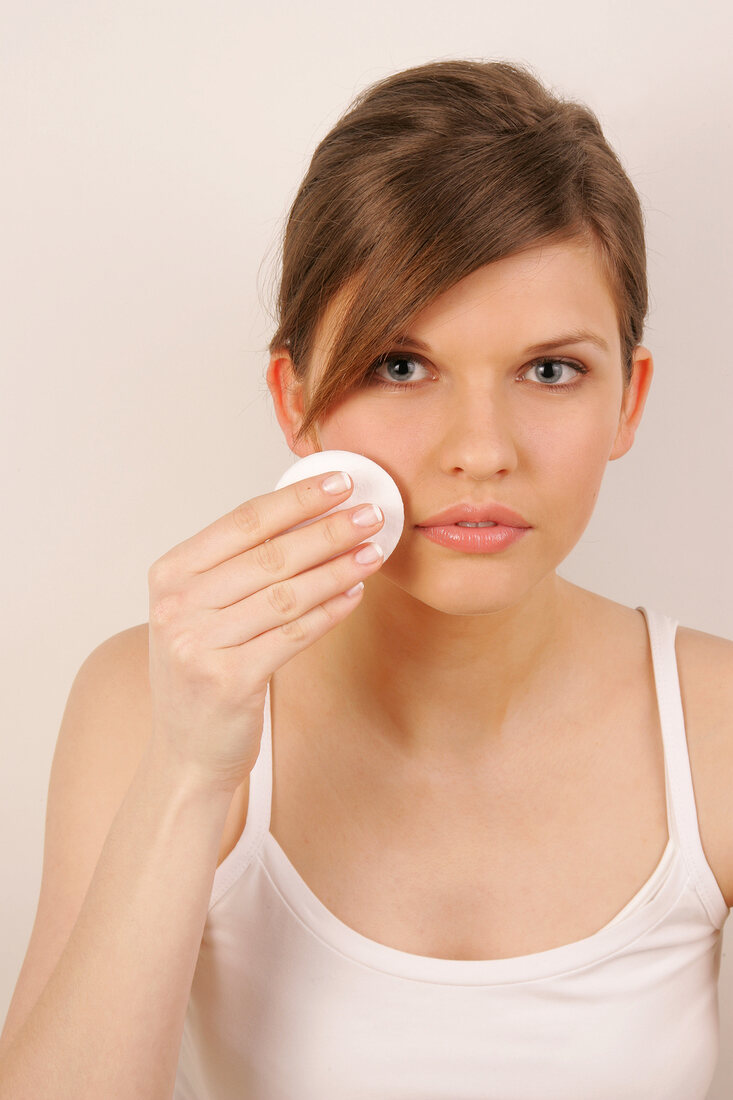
top-left (173, 606), bottom-right (729, 1099)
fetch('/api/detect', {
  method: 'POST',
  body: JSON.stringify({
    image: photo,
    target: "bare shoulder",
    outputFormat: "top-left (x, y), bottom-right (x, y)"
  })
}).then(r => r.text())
top-left (674, 622), bottom-right (733, 908)
top-left (73, 622), bottom-right (153, 761)
top-left (47, 622), bottom-right (154, 789)
top-left (98, 619), bottom-right (149, 670)
top-left (675, 622), bottom-right (733, 715)
top-left (90, 621), bottom-right (150, 708)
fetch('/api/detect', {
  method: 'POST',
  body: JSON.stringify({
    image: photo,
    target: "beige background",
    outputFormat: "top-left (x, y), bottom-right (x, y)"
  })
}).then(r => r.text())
top-left (1, 0), bottom-right (732, 1092)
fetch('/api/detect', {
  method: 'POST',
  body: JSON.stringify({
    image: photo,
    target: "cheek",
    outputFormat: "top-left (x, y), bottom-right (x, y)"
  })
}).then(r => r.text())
top-left (319, 404), bottom-right (425, 477)
top-left (532, 417), bottom-right (613, 540)
top-left (317, 402), bottom-right (381, 446)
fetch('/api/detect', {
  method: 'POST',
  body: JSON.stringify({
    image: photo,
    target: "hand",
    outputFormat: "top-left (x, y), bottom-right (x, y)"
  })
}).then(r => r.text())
top-left (146, 473), bottom-right (385, 792)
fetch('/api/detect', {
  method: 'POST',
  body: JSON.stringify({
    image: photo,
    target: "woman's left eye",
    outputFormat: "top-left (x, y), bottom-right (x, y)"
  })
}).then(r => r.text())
top-left (524, 357), bottom-right (589, 389)
top-left (367, 354), bottom-right (588, 391)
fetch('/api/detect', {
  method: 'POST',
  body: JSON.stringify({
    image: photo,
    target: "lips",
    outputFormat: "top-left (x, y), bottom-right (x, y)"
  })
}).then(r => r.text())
top-left (417, 502), bottom-right (531, 528)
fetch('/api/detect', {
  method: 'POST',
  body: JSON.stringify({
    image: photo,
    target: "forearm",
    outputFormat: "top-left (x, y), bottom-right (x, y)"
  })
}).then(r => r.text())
top-left (0, 742), bottom-right (234, 1100)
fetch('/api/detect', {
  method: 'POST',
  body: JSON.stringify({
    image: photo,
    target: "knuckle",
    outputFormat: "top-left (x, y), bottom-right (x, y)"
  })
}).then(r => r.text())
top-left (268, 579), bottom-right (297, 616)
top-left (322, 515), bottom-right (342, 548)
top-left (279, 614), bottom-right (307, 641)
top-left (232, 500), bottom-right (263, 540)
top-left (166, 630), bottom-right (224, 687)
top-left (149, 590), bottom-right (183, 629)
top-left (319, 600), bottom-right (339, 629)
top-left (294, 480), bottom-right (316, 511)
top-left (148, 556), bottom-right (173, 590)
top-left (254, 537), bottom-right (285, 574)
top-left (168, 626), bottom-right (200, 666)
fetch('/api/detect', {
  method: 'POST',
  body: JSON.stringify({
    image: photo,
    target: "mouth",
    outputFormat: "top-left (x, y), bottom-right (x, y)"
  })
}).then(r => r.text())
top-left (452, 521), bottom-right (498, 528)
top-left (417, 502), bottom-right (531, 529)
top-left (416, 522), bottom-right (531, 553)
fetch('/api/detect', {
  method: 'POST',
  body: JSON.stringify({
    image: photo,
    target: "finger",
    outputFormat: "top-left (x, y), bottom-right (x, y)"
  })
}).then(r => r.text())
top-left (153, 472), bottom-right (354, 579)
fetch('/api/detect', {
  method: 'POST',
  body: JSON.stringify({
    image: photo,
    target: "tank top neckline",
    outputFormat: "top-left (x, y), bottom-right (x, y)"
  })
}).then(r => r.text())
top-left (216, 605), bottom-right (729, 986)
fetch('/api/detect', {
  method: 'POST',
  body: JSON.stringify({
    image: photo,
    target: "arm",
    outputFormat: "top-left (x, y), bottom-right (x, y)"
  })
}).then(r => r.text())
top-left (0, 629), bottom-right (239, 1100)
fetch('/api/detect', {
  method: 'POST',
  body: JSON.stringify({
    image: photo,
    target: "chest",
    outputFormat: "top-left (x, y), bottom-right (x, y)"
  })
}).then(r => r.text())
top-left (220, 627), bottom-right (730, 961)
top-left (268, 680), bottom-right (670, 960)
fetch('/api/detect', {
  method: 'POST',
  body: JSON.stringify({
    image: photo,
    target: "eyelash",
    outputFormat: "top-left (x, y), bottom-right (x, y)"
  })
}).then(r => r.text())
top-left (366, 353), bottom-right (590, 393)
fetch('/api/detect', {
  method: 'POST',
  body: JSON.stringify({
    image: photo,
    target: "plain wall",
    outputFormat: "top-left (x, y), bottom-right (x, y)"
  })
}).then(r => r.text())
top-left (1, 0), bottom-right (731, 1093)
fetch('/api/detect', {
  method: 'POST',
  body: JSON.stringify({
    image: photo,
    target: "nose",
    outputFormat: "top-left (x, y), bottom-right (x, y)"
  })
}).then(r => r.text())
top-left (437, 386), bottom-right (519, 480)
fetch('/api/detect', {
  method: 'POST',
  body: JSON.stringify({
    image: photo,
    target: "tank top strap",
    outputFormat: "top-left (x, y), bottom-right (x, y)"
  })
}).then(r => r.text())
top-left (244, 679), bottom-right (274, 849)
top-left (636, 605), bottom-right (728, 926)
top-left (260, 680), bottom-right (274, 830)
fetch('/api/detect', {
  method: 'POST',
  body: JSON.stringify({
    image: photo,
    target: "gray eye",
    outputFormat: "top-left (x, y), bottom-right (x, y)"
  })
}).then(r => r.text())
top-left (529, 359), bottom-right (582, 385)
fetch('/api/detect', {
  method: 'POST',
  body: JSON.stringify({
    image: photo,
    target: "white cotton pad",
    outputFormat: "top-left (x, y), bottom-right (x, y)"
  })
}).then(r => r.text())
top-left (273, 450), bottom-right (405, 562)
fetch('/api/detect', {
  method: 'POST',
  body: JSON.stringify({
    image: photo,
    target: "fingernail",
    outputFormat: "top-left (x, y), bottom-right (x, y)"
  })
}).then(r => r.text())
top-left (352, 504), bottom-right (383, 527)
top-left (322, 472), bottom-right (352, 494)
top-left (355, 542), bottom-right (383, 564)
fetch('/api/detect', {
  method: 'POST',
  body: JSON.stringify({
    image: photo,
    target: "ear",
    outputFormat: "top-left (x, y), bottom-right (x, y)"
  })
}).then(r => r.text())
top-left (266, 350), bottom-right (321, 457)
top-left (608, 346), bottom-right (654, 461)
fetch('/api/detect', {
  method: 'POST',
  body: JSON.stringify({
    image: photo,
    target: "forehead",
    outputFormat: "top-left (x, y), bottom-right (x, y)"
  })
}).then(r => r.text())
top-left (407, 238), bottom-right (618, 346)
top-left (314, 235), bottom-right (620, 366)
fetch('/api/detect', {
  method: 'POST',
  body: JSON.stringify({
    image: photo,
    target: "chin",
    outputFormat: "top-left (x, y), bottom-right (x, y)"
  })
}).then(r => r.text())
top-left (383, 574), bottom-right (528, 617)
top-left (427, 594), bottom-right (525, 617)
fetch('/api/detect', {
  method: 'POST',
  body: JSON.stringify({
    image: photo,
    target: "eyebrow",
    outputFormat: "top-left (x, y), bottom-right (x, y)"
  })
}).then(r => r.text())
top-left (393, 328), bottom-right (610, 356)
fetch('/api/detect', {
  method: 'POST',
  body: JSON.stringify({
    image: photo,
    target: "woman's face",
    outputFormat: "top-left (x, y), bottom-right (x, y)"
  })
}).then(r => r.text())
top-left (273, 237), bottom-right (653, 616)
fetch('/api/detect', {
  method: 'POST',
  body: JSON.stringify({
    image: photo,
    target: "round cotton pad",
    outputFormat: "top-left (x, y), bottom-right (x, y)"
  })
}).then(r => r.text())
top-left (273, 450), bottom-right (405, 562)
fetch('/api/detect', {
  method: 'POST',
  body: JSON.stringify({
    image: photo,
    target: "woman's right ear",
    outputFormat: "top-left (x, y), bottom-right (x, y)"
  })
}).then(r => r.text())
top-left (266, 351), bottom-right (320, 457)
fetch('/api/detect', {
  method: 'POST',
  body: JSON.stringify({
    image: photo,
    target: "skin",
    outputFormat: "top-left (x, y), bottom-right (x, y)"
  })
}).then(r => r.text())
top-left (266, 236), bottom-right (654, 771)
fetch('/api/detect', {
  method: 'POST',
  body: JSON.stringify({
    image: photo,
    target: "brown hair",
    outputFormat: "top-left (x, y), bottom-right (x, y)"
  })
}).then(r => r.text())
top-left (265, 59), bottom-right (648, 449)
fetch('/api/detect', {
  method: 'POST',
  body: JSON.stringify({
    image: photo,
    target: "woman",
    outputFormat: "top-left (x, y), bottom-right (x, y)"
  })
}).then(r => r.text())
top-left (1, 58), bottom-right (731, 1100)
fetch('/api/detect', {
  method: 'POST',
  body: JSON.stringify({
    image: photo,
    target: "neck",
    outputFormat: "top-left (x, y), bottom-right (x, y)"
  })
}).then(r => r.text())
top-left (282, 571), bottom-right (592, 767)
